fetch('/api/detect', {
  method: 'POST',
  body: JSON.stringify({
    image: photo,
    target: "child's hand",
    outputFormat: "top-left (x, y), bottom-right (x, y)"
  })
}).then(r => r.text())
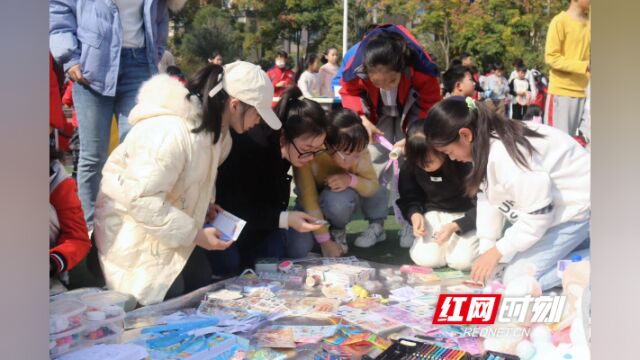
top-left (195, 227), bottom-right (233, 251)
top-left (320, 240), bottom-right (343, 257)
top-left (67, 64), bottom-right (89, 86)
top-left (393, 139), bottom-right (406, 154)
top-left (205, 203), bottom-right (224, 223)
top-left (434, 222), bottom-right (460, 245)
top-left (326, 173), bottom-right (351, 192)
top-left (410, 213), bottom-right (427, 237)
top-left (288, 211), bottom-right (323, 232)
top-left (360, 115), bottom-right (384, 144)
top-left (471, 246), bottom-right (502, 284)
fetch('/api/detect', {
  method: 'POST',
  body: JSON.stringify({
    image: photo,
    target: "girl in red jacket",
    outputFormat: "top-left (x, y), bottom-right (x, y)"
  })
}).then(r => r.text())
top-left (50, 149), bottom-right (91, 287)
top-left (339, 24), bottom-right (442, 248)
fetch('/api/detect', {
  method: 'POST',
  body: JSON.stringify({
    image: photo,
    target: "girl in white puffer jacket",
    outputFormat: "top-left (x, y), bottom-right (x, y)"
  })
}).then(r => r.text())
top-left (94, 61), bottom-right (282, 305)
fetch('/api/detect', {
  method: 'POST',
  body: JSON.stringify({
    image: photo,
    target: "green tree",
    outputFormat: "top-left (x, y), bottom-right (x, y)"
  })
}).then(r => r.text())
top-left (377, 0), bottom-right (566, 73)
top-left (178, 5), bottom-right (242, 74)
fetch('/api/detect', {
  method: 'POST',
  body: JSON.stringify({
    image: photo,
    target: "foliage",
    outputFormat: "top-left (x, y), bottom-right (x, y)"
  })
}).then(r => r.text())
top-left (169, 0), bottom-right (567, 75)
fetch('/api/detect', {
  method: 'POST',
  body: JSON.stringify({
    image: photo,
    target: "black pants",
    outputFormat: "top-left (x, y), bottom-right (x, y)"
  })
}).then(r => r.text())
top-left (164, 246), bottom-right (213, 301)
top-left (512, 104), bottom-right (528, 120)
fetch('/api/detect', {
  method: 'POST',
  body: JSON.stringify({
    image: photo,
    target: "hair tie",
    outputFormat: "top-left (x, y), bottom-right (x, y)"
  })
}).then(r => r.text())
top-left (207, 72), bottom-right (225, 98)
top-left (465, 96), bottom-right (477, 111)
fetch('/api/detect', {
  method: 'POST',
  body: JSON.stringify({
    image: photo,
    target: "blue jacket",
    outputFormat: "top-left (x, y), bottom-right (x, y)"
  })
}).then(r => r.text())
top-left (49, 0), bottom-right (179, 96)
top-left (331, 42), bottom-right (360, 91)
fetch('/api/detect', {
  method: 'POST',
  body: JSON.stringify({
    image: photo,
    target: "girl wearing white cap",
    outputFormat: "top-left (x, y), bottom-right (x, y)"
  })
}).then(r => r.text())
top-left (93, 61), bottom-right (282, 305)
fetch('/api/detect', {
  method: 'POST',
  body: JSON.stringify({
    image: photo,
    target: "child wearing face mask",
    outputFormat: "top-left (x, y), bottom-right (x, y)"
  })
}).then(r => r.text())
top-left (291, 109), bottom-right (387, 256)
top-left (267, 50), bottom-right (296, 98)
top-left (339, 24), bottom-right (442, 249)
top-left (396, 121), bottom-right (479, 270)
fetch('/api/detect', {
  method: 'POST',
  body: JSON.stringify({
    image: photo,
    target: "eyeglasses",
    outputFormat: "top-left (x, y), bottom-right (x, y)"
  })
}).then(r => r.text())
top-left (290, 141), bottom-right (326, 160)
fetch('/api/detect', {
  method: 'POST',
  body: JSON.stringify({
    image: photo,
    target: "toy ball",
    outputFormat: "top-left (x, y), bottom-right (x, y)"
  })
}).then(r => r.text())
top-left (516, 340), bottom-right (537, 360)
top-left (530, 325), bottom-right (552, 344)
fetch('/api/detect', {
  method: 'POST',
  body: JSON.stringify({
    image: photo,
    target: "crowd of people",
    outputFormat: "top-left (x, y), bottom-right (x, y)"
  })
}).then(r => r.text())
top-left (48, 0), bottom-right (591, 306)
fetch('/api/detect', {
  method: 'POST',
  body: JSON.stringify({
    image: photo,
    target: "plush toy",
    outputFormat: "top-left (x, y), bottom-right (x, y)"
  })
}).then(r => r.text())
top-left (409, 239), bottom-right (444, 267)
top-left (502, 262), bottom-right (542, 298)
top-left (518, 261), bottom-right (591, 360)
top-left (483, 262), bottom-right (542, 355)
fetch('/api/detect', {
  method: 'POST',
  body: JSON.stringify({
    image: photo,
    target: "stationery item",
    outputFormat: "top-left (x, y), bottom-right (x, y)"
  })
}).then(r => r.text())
top-left (455, 337), bottom-right (484, 356)
top-left (481, 350), bottom-right (521, 360)
top-left (434, 269), bottom-right (466, 280)
top-left (374, 339), bottom-right (472, 360)
top-left (307, 263), bottom-right (375, 287)
top-left (389, 286), bottom-right (425, 302)
top-left (446, 284), bottom-right (484, 294)
top-left (400, 265), bottom-right (433, 274)
top-left (406, 272), bottom-right (441, 284)
top-left (245, 347), bottom-right (287, 360)
top-left (255, 327), bottom-right (296, 348)
top-left (338, 306), bottom-right (403, 334)
top-left (146, 332), bottom-right (248, 360)
top-left (204, 289), bottom-right (243, 301)
top-left (284, 297), bottom-right (340, 318)
top-left (462, 280), bottom-right (485, 288)
top-left (205, 210), bottom-right (246, 241)
top-left (56, 344), bottom-right (149, 360)
top-left (255, 258), bottom-right (280, 273)
top-left (271, 325), bottom-right (338, 344)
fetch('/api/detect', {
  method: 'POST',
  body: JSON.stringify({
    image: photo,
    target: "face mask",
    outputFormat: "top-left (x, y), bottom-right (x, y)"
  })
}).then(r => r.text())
top-left (276, 60), bottom-right (286, 68)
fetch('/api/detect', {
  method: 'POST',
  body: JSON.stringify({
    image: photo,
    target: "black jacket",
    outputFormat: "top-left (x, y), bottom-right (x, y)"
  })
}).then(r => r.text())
top-left (396, 159), bottom-right (476, 234)
top-left (215, 123), bottom-right (292, 247)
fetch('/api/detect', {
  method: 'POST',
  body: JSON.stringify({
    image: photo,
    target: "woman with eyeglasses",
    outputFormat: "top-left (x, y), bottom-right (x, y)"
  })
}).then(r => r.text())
top-left (211, 86), bottom-right (332, 276)
top-left (291, 109), bottom-right (387, 257)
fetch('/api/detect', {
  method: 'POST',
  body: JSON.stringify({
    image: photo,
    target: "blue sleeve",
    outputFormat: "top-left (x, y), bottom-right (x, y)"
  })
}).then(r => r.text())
top-left (332, 43), bottom-right (359, 88)
top-left (49, 0), bottom-right (80, 71)
top-left (155, 1), bottom-right (169, 62)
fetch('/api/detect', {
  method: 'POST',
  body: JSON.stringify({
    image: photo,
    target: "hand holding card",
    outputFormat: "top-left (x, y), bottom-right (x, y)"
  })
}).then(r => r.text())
top-left (205, 210), bottom-right (247, 242)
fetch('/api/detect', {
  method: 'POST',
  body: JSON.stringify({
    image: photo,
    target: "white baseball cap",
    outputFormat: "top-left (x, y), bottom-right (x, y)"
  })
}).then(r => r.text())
top-left (208, 60), bottom-right (281, 130)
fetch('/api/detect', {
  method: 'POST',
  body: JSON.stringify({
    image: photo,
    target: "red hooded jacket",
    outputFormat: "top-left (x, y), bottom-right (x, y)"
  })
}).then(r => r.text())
top-left (339, 25), bottom-right (441, 132)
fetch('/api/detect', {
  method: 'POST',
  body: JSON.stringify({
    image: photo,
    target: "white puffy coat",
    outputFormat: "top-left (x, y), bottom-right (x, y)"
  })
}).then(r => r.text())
top-left (94, 74), bottom-right (232, 305)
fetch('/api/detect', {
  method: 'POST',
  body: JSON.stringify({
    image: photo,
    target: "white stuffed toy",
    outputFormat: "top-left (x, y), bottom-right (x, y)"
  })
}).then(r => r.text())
top-left (483, 262), bottom-right (542, 355)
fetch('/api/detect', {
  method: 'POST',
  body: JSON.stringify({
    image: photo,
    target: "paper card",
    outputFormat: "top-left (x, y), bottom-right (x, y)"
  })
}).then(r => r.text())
top-left (209, 210), bottom-right (246, 241)
top-left (284, 297), bottom-right (340, 318)
top-left (434, 269), bottom-right (466, 280)
top-left (256, 328), bottom-right (296, 348)
top-left (456, 336), bottom-right (484, 355)
top-left (272, 325), bottom-right (337, 343)
top-left (389, 286), bottom-right (425, 301)
top-left (205, 289), bottom-right (243, 301)
top-left (57, 344), bottom-right (149, 360)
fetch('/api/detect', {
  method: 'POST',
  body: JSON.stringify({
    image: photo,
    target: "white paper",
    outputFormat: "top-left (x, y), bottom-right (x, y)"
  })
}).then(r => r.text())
top-left (210, 210), bottom-right (246, 241)
top-left (389, 286), bottom-right (425, 301)
top-left (57, 344), bottom-right (148, 360)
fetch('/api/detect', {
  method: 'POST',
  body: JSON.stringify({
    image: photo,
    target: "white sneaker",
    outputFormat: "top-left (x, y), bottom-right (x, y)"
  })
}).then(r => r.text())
top-left (399, 224), bottom-right (415, 248)
top-left (354, 223), bottom-right (386, 248)
top-left (330, 229), bottom-right (349, 254)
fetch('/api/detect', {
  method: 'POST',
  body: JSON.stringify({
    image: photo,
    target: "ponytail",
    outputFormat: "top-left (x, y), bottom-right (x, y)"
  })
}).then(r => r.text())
top-left (185, 64), bottom-right (228, 144)
top-left (424, 97), bottom-right (544, 196)
top-left (274, 86), bottom-right (328, 143)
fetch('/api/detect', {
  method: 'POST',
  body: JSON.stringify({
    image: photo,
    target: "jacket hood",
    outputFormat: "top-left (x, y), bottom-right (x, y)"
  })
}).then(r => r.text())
top-left (342, 24), bottom-right (439, 82)
top-left (168, 0), bottom-right (188, 13)
top-left (128, 74), bottom-right (201, 126)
